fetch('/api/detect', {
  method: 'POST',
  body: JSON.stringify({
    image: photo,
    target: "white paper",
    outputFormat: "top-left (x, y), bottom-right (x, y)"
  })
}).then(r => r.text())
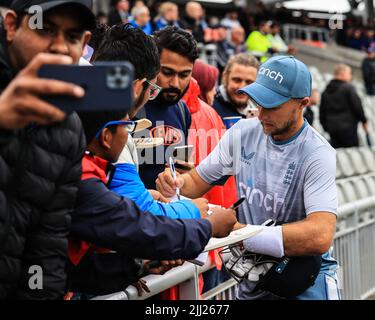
top-left (204, 224), bottom-right (264, 251)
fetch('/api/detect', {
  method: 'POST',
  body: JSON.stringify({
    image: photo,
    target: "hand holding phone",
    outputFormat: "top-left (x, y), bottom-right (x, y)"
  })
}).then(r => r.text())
top-left (0, 53), bottom-right (75, 129)
top-left (38, 62), bottom-right (134, 114)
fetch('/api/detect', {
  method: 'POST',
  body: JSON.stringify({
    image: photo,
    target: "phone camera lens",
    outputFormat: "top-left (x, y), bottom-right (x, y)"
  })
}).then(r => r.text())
top-left (116, 78), bottom-right (123, 87)
top-left (120, 68), bottom-right (127, 77)
top-left (109, 68), bottom-right (117, 77)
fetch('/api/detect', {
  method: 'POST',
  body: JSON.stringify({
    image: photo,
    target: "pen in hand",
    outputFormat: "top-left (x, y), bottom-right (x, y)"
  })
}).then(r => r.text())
top-left (169, 157), bottom-right (180, 200)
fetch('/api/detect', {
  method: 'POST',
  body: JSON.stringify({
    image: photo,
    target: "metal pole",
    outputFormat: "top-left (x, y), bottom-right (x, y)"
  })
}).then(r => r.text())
top-left (179, 266), bottom-right (200, 300)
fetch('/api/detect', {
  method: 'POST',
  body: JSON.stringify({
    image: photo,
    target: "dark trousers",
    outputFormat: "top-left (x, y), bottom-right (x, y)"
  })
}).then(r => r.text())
top-left (329, 126), bottom-right (359, 148)
top-left (365, 82), bottom-right (375, 96)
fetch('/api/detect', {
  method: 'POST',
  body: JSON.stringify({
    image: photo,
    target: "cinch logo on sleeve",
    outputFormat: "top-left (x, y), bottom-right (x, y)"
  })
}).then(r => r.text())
top-left (259, 67), bottom-right (284, 84)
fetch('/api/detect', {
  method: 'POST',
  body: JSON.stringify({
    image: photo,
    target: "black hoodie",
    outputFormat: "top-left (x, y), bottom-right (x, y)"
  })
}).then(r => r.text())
top-left (320, 79), bottom-right (367, 133)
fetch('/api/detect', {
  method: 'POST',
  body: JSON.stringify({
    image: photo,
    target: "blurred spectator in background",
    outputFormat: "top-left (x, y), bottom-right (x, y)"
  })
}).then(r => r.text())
top-left (362, 45), bottom-right (375, 95)
top-left (133, 0), bottom-right (145, 9)
top-left (204, 18), bottom-right (227, 44)
top-left (268, 21), bottom-right (297, 55)
top-left (180, 1), bottom-right (208, 43)
top-left (348, 29), bottom-right (366, 51)
top-left (304, 88), bottom-right (320, 126)
top-left (320, 64), bottom-right (368, 148)
top-left (154, 1), bottom-right (180, 31)
top-left (246, 20), bottom-right (278, 62)
top-left (343, 27), bottom-right (354, 47)
top-left (220, 10), bottom-right (241, 29)
top-left (214, 53), bottom-right (260, 119)
top-left (191, 59), bottom-right (219, 106)
top-left (363, 29), bottom-right (375, 51)
top-left (96, 11), bottom-right (108, 25)
top-left (108, 0), bottom-right (130, 26)
top-left (217, 25), bottom-right (247, 72)
top-left (130, 5), bottom-right (153, 35)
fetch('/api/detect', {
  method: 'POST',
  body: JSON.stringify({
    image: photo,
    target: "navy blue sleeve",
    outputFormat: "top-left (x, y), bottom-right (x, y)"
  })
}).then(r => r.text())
top-left (71, 178), bottom-right (212, 260)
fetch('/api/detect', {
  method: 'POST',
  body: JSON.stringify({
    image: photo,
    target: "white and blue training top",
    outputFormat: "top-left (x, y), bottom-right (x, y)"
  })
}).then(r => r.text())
top-left (196, 118), bottom-right (339, 299)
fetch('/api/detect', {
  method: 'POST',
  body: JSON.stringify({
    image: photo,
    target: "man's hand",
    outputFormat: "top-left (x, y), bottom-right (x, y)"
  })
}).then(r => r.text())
top-left (156, 168), bottom-right (185, 197)
top-left (0, 53), bottom-right (85, 129)
top-left (148, 189), bottom-right (170, 203)
top-left (205, 207), bottom-right (237, 238)
top-left (144, 260), bottom-right (184, 275)
top-left (132, 279), bottom-right (150, 297)
top-left (191, 198), bottom-right (209, 217)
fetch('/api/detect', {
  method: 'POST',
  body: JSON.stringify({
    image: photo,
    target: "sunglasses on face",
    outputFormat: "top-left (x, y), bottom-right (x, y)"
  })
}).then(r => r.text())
top-left (95, 120), bottom-right (137, 139)
top-left (146, 80), bottom-right (162, 101)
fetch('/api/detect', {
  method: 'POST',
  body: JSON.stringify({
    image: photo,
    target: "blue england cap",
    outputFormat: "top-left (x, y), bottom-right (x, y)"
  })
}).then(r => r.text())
top-left (239, 55), bottom-right (312, 109)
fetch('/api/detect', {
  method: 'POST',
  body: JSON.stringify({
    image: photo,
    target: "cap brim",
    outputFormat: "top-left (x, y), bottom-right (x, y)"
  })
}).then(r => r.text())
top-left (28, 1), bottom-right (96, 30)
top-left (238, 83), bottom-right (291, 109)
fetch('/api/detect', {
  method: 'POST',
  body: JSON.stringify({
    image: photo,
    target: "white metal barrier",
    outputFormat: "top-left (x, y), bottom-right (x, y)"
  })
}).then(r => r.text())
top-left (91, 225), bottom-right (262, 300)
top-left (334, 197), bottom-right (375, 299)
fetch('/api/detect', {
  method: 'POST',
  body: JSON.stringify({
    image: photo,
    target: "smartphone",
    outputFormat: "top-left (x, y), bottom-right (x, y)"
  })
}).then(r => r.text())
top-left (172, 145), bottom-right (194, 162)
top-left (38, 61), bottom-right (134, 113)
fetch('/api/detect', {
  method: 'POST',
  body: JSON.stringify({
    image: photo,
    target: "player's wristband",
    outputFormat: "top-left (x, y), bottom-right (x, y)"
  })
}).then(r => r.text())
top-left (243, 225), bottom-right (284, 258)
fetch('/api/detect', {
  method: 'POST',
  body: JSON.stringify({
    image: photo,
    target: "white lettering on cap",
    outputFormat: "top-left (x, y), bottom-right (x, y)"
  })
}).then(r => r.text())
top-left (259, 67), bottom-right (284, 84)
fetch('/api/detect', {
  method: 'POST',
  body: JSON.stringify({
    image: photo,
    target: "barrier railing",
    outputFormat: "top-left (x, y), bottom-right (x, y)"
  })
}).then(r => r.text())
top-left (92, 197), bottom-right (375, 300)
top-left (91, 225), bottom-right (262, 300)
top-left (197, 43), bottom-right (219, 68)
top-left (197, 43), bottom-right (273, 68)
top-left (282, 24), bottom-right (332, 44)
top-left (334, 196), bottom-right (375, 299)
